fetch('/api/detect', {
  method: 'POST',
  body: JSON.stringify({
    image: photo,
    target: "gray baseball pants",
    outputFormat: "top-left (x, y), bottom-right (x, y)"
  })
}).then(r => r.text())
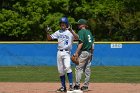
top-left (75, 51), bottom-right (92, 87)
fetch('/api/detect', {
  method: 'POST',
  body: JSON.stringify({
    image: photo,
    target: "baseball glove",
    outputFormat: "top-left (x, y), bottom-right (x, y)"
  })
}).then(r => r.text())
top-left (71, 55), bottom-right (79, 65)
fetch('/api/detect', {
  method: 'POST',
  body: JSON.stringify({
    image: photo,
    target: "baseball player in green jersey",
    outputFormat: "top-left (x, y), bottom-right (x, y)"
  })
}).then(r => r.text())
top-left (73, 19), bottom-right (94, 91)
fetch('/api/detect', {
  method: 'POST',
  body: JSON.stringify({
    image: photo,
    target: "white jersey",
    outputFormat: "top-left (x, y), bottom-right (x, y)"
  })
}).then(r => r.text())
top-left (50, 29), bottom-right (74, 50)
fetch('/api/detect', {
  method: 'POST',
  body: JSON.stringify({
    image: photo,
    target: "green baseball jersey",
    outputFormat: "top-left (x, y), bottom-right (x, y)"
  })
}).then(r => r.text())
top-left (78, 29), bottom-right (94, 51)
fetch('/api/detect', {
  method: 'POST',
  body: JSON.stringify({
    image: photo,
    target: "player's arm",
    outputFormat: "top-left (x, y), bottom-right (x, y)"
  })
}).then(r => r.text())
top-left (69, 29), bottom-right (79, 40)
top-left (75, 41), bottom-right (83, 57)
top-left (46, 32), bottom-right (52, 40)
top-left (67, 25), bottom-right (79, 40)
top-left (89, 43), bottom-right (94, 61)
top-left (44, 26), bottom-right (53, 41)
top-left (90, 43), bottom-right (94, 55)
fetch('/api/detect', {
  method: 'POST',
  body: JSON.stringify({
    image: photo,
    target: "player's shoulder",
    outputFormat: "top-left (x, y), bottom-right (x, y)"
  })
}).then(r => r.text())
top-left (85, 29), bottom-right (92, 34)
top-left (57, 30), bottom-right (62, 33)
top-left (54, 30), bottom-right (64, 35)
top-left (53, 30), bottom-right (59, 33)
top-left (78, 29), bottom-right (84, 34)
top-left (65, 29), bottom-right (70, 32)
top-left (65, 29), bottom-right (72, 34)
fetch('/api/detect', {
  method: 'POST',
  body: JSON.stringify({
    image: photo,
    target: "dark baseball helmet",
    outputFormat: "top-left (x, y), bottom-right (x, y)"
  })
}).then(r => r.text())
top-left (59, 17), bottom-right (69, 27)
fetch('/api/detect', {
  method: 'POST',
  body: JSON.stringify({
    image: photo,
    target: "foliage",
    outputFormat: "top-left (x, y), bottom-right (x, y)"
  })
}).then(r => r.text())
top-left (0, 0), bottom-right (140, 41)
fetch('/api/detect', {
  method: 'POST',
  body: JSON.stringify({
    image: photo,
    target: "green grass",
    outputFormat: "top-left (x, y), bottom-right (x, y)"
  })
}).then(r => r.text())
top-left (92, 66), bottom-right (140, 83)
top-left (0, 66), bottom-right (140, 83)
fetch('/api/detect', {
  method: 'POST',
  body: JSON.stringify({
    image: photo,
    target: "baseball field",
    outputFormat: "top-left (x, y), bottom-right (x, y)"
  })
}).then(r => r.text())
top-left (0, 66), bottom-right (140, 93)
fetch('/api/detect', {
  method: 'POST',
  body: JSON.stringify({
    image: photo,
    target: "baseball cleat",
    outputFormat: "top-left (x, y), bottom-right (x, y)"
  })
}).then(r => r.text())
top-left (68, 85), bottom-right (74, 91)
top-left (56, 87), bottom-right (67, 92)
top-left (73, 85), bottom-right (80, 90)
top-left (80, 86), bottom-right (88, 91)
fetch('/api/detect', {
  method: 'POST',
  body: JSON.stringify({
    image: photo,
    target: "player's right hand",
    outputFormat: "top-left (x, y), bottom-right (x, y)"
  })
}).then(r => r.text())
top-left (45, 25), bottom-right (52, 33)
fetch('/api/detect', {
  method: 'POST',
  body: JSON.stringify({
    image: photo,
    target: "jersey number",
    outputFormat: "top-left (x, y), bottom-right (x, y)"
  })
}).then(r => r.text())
top-left (65, 40), bottom-right (68, 45)
top-left (88, 35), bottom-right (92, 42)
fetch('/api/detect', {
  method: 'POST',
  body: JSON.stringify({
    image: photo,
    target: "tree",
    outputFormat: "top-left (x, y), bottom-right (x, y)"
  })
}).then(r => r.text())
top-left (0, 0), bottom-right (140, 41)
top-left (0, 0), bottom-right (50, 40)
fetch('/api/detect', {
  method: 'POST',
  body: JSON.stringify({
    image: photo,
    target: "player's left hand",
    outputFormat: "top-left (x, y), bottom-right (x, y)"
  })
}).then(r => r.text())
top-left (67, 25), bottom-right (73, 31)
top-left (71, 55), bottom-right (79, 65)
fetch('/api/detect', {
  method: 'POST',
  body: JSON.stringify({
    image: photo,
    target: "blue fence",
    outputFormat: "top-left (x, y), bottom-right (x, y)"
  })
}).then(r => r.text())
top-left (0, 42), bottom-right (140, 66)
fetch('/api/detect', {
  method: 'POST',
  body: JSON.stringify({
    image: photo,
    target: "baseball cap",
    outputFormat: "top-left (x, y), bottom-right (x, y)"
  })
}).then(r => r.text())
top-left (76, 19), bottom-right (87, 25)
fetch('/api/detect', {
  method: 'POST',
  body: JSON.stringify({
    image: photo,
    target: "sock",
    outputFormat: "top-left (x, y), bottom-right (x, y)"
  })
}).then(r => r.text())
top-left (67, 72), bottom-right (73, 86)
top-left (60, 75), bottom-right (66, 88)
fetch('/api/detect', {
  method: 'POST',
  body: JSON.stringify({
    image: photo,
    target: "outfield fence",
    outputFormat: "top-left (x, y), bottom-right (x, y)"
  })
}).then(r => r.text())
top-left (0, 41), bottom-right (140, 66)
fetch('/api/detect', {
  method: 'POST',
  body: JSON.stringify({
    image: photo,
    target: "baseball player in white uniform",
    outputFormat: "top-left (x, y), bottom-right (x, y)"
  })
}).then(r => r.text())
top-left (47, 17), bottom-right (76, 92)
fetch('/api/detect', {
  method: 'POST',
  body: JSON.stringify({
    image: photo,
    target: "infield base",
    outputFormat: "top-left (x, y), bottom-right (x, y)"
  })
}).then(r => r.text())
top-left (67, 90), bottom-right (83, 93)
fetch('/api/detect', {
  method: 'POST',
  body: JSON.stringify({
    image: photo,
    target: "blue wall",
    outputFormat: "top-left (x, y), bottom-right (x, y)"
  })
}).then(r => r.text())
top-left (93, 43), bottom-right (140, 66)
top-left (0, 42), bottom-right (140, 66)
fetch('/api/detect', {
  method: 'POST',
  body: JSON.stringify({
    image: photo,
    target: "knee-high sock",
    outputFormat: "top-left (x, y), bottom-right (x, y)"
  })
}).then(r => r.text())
top-left (67, 72), bottom-right (73, 86)
top-left (60, 75), bottom-right (66, 88)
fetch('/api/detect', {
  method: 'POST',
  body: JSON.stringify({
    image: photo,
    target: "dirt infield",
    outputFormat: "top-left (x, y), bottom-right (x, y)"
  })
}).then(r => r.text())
top-left (0, 82), bottom-right (140, 93)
